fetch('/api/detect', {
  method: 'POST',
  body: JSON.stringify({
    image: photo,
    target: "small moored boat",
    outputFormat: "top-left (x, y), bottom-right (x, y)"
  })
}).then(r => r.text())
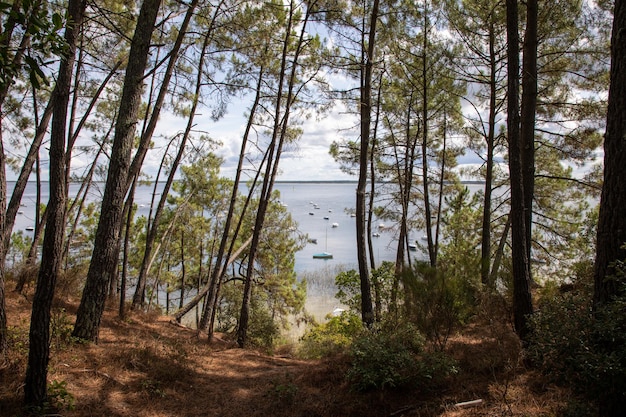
top-left (313, 251), bottom-right (333, 259)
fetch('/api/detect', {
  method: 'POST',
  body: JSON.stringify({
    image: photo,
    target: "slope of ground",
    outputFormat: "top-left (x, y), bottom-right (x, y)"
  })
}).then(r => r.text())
top-left (1, 288), bottom-right (569, 417)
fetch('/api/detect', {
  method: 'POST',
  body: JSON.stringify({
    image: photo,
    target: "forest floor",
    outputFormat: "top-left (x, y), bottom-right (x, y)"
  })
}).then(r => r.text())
top-left (1, 286), bottom-right (573, 417)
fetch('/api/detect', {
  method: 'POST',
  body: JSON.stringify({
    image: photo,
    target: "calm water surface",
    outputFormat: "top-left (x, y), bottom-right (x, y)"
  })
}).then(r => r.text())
top-left (10, 181), bottom-right (481, 321)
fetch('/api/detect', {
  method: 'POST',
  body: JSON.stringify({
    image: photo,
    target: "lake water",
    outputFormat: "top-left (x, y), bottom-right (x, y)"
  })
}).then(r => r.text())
top-left (8, 180), bottom-right (483, 322)
top-left (10, 181), bottom-right (431, 271)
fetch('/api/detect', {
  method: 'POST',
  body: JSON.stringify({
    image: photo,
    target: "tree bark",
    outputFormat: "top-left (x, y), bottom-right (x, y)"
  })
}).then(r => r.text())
top-left (0, 133), bottom-right (6, 355)
top-left (481, 19), bottom-right (498, 287)
top-left (355, 0), bottom-right (379, 328)
top-left (421, 3), bottom-right (436, 268)
top-left (2, 101), bottom-right (53, 253)
top-left (237, 1), bottom-right (316, 346)
top-left (506, 0), bottom-right (533, 342)
top-left (73, 0), bottom-right (161, 342)
top-left (593, 0), bottom-right (626, 311)
top-left (24, 0), bottom-right (86, 406)
top-left (520, 0), bottom-right (538, 267)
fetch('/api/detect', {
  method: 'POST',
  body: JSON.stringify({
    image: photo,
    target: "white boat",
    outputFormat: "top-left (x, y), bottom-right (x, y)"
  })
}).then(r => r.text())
top-left (25, 226), bottom-right (34, 231)
top-left (409, 243), bottom-right (417, 251)
top-left (332, 308), bottom-right (346, 316)
top-left (331, 222), bottom-right (339, 228)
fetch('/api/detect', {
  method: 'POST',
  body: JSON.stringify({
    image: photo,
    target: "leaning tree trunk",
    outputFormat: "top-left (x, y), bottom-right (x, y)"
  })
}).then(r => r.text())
top-left (73, 0), bottom-right (161, 342)
top-left (238, 2), bottom-right (298, 348)
top-left (2, 101), bottom-right (52, 254)
top-left (199, 63), bottom-right (265, 335)
top-left (131, 0), bottom-right (201, 308)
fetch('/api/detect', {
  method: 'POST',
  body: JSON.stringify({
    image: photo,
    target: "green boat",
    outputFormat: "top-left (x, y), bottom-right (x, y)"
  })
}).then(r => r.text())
top-left (313, 251), bottom-right (333, 259)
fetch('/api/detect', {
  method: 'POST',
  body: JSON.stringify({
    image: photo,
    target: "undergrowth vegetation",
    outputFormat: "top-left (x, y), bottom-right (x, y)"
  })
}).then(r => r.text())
top-left (529, 261), bottom-right (626, 416)
top-left (4, 252), bottom-right (626, 416)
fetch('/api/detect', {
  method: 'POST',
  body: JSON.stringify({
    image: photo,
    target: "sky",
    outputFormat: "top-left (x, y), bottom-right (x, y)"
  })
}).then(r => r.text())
top-left (6, 93), bottom-right (596, 185)
top-left (151, 96), bottom-right (490, 184)
top-left (5, 68), bottom-right (599, 185)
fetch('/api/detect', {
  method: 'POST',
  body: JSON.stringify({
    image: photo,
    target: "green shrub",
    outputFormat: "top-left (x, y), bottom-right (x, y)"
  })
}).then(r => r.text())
top-left (402, 262), bottom-right (471, 350)
top-left (335, 269), bottom-right (362, 314)
top-left (246, 301), bottom-right (281, 351)
top-left (529, 272), bottom-right (626, 414)
top-left (47, 380), bottom-right (75, 411)
top-left (50, 308), bottom-right (78, 349)
top-left (347, 323), bottom-right (457, 391)
top-left (298, 312), bottom-right (362, 359)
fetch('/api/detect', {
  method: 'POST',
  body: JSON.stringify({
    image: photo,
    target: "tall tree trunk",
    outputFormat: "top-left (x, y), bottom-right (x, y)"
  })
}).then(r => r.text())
top-left (0, 130), bottom-right (6, 355)
top-left (593, 3), bottom-right (626, 415)
top-left (126, 0), bottom-right (199, 193)
top-left (481, 20), bottom-right (498, 287)
top-left (506, 0), bottom-right (533, 342)
top-left (594, 0), bottom-right (626, 307)
top-left (421, 3), bottom-right (436, 267)
top-left (119, 175), bottom-right (137, 320)
top-left (24, 0), bottom-right (86, 406)
top-left (355, 0), bottom-right (379, 328)
top-left (73, 0), bottom-right (161, 342)
top-left (367, 72), bottom-right (383, 273)
top-left (179, 232), bottom-right (186, 310)
top-left (521, 0), bottom-right (538, 268)
top-left (435, 113), bottom-right (447, 258)
top-left (1, 1), bottom-right (50, 352)
top-left (593, 0), bottom-right (626, 307)
top-left (0, 3), bottom-right (29, 333)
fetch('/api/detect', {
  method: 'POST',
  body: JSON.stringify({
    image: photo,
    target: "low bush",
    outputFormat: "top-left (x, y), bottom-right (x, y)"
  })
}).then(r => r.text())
top-left (528, 269), bottom-right (626, 415)
top-left (347, 323), bottom-right (457, 391)
top-left (403, 262), bottom-right (472, 350)
top-left (298, 312), bottom-right (362, 359)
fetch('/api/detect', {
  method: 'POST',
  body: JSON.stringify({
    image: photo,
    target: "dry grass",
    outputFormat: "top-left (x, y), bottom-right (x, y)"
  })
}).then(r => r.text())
top-left (1, 286), bottom-right (572, 417)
